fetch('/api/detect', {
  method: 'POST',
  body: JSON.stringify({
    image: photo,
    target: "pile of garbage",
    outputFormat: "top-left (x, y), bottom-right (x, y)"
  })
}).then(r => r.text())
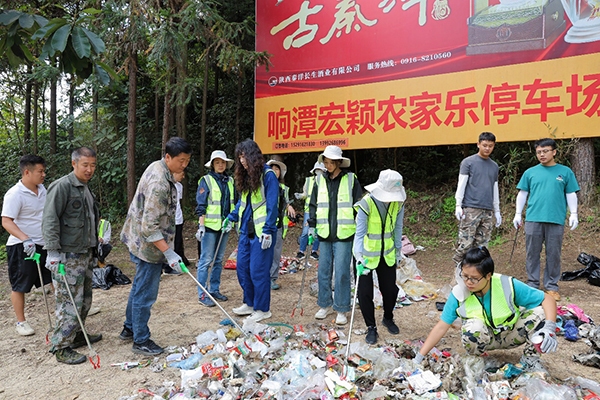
top-left (117, 318), bottom-right (600, 400)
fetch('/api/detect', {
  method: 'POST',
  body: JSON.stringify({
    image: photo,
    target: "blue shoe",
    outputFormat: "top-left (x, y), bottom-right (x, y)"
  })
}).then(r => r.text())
top-left (210, 291), bottom-right (228, 301)
top-left (198, 294), bottom-right (215, 307)
top-left (270, 279), bottom-right (280, 290)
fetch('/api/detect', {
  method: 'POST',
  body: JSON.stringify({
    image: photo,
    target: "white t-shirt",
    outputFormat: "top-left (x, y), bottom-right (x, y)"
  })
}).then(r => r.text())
top-left (175, 181), bottom-right (183, 225)
top-left (1, 180), bottom-right (47, 246)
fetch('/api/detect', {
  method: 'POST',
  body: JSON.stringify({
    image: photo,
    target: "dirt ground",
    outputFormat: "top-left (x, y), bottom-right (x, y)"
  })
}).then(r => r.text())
top-left (1, 222), bottom-right (600, 400)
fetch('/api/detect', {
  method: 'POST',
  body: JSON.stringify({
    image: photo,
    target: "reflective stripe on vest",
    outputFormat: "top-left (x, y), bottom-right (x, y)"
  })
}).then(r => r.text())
top-left (456, 274), bottom-right (520, 334)
top-left (238, 169), bottom-right (276, 237)
top-left (315, 172), bottom-right (356, 240)
top-left (203, 175), bottom-right (235, 231)
top-left (280, 184), bottom-right (290, 239)
top-left (99, 219), bottom-right (107, 237)
top-left (303, 176), bottom-right (315, 212)
top-left (355, 195), bottom-right (400, 267)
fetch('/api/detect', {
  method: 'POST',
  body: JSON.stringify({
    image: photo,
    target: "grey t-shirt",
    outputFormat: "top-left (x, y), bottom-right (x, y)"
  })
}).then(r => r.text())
top-left (459, 154), bottom-right (498, 210)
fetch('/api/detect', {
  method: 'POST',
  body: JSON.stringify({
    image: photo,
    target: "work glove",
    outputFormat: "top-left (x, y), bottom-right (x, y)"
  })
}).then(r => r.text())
top-left (513, 213), bottom-right (522, 230)
top-left (259, 233), bottom-right (273, 250)
top-left (356, 258), bottom-right (370, 276)
top-left (494, 212), bottom-right (502, 228)
top-left (569, 214), bottom-right (578, 230)
top-left (196, 224), bottom-right (205, 242)
top-left (396, 251), bottom-right (406, 265)
top-left (46, 250), bottom-right (63, 274)
top-left (531, 320), bottom-right (558, 353)
top-left (455, 206), bottom-right (464, 221)
top-left (163, 248), bottom-right (183, 274)
top-left (413, 352), bottom-right (425, 365)
top-left (23, 239), bottom-right (36, 258)
top-left (222, 218), bottom-right (233, 233)
top-left (294, 192), bottom-right (304, 200)
top-left (308, 227), bottom-right (316, 240)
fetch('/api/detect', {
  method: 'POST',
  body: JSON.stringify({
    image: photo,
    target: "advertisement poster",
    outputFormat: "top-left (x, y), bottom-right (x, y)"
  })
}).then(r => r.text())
top-left (255, 0), bottom-right (600, 153)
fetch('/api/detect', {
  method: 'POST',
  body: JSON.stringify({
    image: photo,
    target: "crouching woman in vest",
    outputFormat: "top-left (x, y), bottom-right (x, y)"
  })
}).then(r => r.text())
top-left (225, 139), bottom-right (279, 323)
top-left (414, 246), bottom-right (558, 364)
top-left (353, 170), bottom-right (406, 345)
top-left (195, 150), bottom-right (236, 307)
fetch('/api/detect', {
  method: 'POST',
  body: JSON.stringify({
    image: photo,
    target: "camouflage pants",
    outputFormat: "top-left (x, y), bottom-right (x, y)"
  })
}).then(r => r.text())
top-left (461, 306), bottom-right (545, 355)
top-left (453, 207), bottom-right (494, 264)
top-left (50, 250), bottom-right (95, 352)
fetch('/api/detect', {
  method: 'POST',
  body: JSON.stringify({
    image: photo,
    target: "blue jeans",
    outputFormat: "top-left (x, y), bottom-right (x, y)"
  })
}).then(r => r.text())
top-left (124, 253), bottom-right (163, 343)
top-left (299, 212), bottom-right (320, 253)
top-left (197, 229), bottom-right (230, 297)
top-left (237, 233), bottom-right (275, 312)
top-left (318, 241), bottom-right (352, 313)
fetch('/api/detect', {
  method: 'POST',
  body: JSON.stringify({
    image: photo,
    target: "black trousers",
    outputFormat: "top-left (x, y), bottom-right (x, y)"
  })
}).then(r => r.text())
top-left (174, 223), bottom-right (189, 266)
top-left (357, 259), bottom-right (399, 328)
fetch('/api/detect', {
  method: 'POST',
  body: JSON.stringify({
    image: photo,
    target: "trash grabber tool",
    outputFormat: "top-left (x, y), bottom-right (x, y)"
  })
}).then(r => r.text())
top-left (179, 262), bottom-right (249, 337)
top-left (291, 234), bottom-right (314, 317)
top-left (509, 225), bottom-right (521, 266)
top-left (58, 263), bottom-right (100, 369)
top-left (25, 252), bottom-right (53, 344)
top-left (345, 259), bottom-right (364, 362)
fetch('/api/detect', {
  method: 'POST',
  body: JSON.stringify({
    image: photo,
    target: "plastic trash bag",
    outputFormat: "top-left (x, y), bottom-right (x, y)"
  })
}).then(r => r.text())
top-left (563, 320), bottom-right (580, 341)
top-left (561, 252), bottom-right (600, 281)
top-left (92, 265), bottom-right (131, 290)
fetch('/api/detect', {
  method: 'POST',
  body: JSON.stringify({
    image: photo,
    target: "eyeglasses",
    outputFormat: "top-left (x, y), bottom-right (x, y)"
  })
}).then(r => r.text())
top-left (536, 149), bottom-right (553, 155)
top-left (459, 271), bottom-right (485, 284)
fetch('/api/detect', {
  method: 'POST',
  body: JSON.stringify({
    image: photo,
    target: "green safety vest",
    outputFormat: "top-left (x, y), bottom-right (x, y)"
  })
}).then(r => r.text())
top-left (354, 194), bottom-right (400, 268)
top-left (304, 176), bottom-right (315, 213)
top-left (456, 274), bottom-right (521, 334)
top-left (238, 169), bottom-right (277, 237)
top-left (99, 219), bottom-right (108, 237)
top-left (202, 174), bottom-right (235, 231)
top-left (315, 172), bottom-right (356, 240)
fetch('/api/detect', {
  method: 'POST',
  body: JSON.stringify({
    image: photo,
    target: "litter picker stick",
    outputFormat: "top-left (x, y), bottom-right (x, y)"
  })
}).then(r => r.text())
top-left (509, 225), bottom-right (521, 266)
top-left (179, 262), bottom-right (249, 337)
top-left (26, 252), bottom-right (53, 344)
top-left (58, 263), bottom-right (100, 369)
top-left (345, 259), bottom-right (362, 362)
top-left (291, 234), bottom-right (314, 317)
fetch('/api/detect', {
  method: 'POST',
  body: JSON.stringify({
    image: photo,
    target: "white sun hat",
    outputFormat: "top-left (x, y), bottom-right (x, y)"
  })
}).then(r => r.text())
top-left (310, 161), bottom-right (326, 174)
top-left (205, 150), bottom-right (234, 169)
top-left (267, 159), bottom-right (287, 179)
top-left (364, 169), bottom-right (407, 203)
top-left (317, 145), bottom-right (350, 168)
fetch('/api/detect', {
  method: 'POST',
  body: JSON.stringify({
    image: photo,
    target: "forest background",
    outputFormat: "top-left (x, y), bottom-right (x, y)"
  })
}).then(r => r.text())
top-left (0, 0), bottom-right (599, 249)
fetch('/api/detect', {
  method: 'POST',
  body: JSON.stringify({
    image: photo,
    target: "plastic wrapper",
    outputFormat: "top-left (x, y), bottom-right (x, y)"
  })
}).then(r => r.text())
top-left (224, 248), bottom-right (237, 270)
top-left (563, 320), bottom-right (580, 341)
top-left (396, 257), bottom-right (422, 283)
top-left (514, 377), bottom-right (577, 400)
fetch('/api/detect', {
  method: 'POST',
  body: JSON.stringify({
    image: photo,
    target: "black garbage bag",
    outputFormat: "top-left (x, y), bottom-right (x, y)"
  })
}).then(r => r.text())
top-left (588, 269), bottom-right (600, 287)
top-left (92, 264), bottom-right (131, 290)
top-left (561, 252), bottom-right (600, 281)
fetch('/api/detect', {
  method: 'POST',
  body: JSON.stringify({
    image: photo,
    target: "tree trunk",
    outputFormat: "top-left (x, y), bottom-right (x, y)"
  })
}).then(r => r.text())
top-left (32, 81), bottom-right (39, 154)
top-left (155, 88), bottom-right (160, 137)
top-left (571, 138), bottom-right (596, 206)
top-left (236, 71), bottom-right (242, 145)
top-left (68, 77), bottom-right (75, 143)
top-left (176, 44), bottom-right (187, 140)
top-left (50, 74), bottom-right (57, 154)
top-left (24, 64), bottom-right (32, 150)
top-left (127, 51), bottom-right (138, 205)
top-left (93, 87), bottom-right (98, 136)
top-left (200, 53), bottom-right (209, 169)
top-left (162, 60), bottom-right (173, 154)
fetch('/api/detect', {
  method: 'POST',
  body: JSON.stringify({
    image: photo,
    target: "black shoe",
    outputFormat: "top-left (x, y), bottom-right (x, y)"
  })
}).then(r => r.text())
top-left (382, 318), bottom-right (400, 334)
top-left (310, 251), bottom-right (319, 260)
top-left (365, 326), bottom-right (378, 345)
top-left (55, 347), bottom-right (87, 365)
top-left (72, 332), bottom-right (103, 349)
top-left (162, 266), bottom-right (181, 276)
top-left (210, 291), bottom-right (228, 301)
top-left (119, 326), bottom-right (134, 341)
top-left (296, 251), bottom-right (305, 259)
top-left (132, 339), bottom-right (164, 356)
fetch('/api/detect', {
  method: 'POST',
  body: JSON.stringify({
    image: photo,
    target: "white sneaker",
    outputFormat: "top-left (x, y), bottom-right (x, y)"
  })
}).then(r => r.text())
top-left (246, 310), bottom-right (272, 323)
top-left (232, 303), bottom-right (254, 316)
top-left (16, 321), bottom-right (35, 336)
top-left (335, 312), bottom-right (347, 325)
top-left (315, 307), bottom-right (333, 319)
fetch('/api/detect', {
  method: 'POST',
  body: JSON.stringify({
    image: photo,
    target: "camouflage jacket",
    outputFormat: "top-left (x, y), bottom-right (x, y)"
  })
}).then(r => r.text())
top-left (121, 159), bottom-right (177, 264)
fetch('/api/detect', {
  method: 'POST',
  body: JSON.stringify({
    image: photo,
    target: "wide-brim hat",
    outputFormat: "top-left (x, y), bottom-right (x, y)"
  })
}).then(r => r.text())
top-left (205, 150), bottom-right (234, 169)
top-left (310, 161), bottom-right (326, 174)
top-left (365, 169), bottom-right (406, 202)
top-left (317, 145), bottom-right (350, 168)
top-left (267, 159), bottom-right (287, 179)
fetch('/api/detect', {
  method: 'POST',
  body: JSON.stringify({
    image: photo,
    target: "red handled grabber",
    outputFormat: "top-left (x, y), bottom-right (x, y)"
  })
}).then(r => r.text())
top-left (25, 252), bottom-right (53, 344)
top-left (291, 233), bottom-right (314, 317)
top-left (58, 263), bottom-right (100, 369)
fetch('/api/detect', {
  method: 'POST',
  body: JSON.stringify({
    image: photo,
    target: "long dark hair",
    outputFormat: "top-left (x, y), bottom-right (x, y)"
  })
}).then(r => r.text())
top-left (234, 139), bottom-right (265, 194)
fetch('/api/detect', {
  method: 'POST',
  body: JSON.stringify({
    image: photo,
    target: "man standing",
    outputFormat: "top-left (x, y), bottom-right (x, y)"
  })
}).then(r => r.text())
top-left (2, 155), bottom-right (50, 336)
top-left (453, 132), bottom-right (501, 264)
top-left (43, 147), bottom-right (101, 364)
top-left (120, 137), bottom-right (191, 355)
top-left (513, 138), bottom-right (579, 302)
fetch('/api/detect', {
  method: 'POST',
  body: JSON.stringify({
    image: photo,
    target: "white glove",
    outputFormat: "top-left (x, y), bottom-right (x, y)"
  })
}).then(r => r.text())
top-left (414, 352), bottom-right (424, 364)
top-left (46, 250), bottom-right (63, 274)
top-left (455, 206), bottom-right (464, 221)
top-left (294, 192), bottom-right (303, 200)
top-left (569, 214), bottom-right (578, 230)
top-left (222, 218), bottom-right (233, 233)
top-left (163, 248), bottom-right (183, 273)
top-left (308, 227), bottom-right (316, 239)
top-left (513, 213), bottom-right (522, 230)
top-left (196, 225), bottom-right (205, 242)
top-left (396, 251), bottom-right (406, 265)
top-left (532, 320), bottom-right (558, 353)
top-left (23, 239), bottom-right (36, 258)
top-left (259, 233), bottom-right (272, 250)
top-left (494, 212), bottom-right (502, 228)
